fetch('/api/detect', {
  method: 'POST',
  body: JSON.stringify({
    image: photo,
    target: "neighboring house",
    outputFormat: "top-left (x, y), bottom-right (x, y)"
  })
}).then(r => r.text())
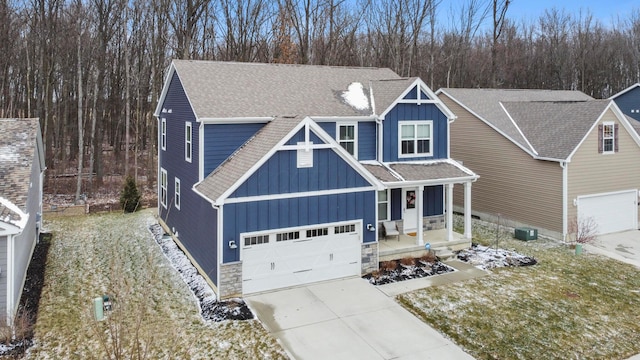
top-left (610, 83), bottom-right (640, 122)
top-left (0, 118), bottom-right (45, 319)
top-left (438, 88), bottom-right (640, 240)
top-left (155, 60), bottom-right (477, 298)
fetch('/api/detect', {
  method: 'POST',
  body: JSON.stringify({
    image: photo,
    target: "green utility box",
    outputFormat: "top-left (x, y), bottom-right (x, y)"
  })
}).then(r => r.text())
top-left (514, 227), bottom-right (538, 241)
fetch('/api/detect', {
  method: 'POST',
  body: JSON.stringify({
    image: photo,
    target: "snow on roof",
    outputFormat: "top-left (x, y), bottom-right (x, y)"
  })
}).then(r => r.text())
top-left (341, 82), bottom-right (370, 111)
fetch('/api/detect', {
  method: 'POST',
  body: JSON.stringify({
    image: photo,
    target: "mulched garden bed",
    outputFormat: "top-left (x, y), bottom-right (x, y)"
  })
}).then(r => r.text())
top-left (363, 253), bottom-right (456, 285)
top-left (455, 243), bottom-right (537, 270)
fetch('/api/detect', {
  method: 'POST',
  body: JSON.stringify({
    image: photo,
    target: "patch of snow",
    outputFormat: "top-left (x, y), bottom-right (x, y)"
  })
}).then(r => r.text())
top-left (341, 82), bottom-right (369, 111)
top-left (148, 224), bottom-right (254, 322)
top-left (456, 244), bottom-right (537, 270)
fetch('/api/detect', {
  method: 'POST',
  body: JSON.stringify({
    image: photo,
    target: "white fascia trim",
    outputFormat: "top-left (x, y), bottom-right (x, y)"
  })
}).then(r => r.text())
top-left (438, 89), bottom-right (540, 159)
top-left (279, 143), bottom-right (333, 150)
top-left (0, 221), bottom-right (21, 236)
top-left (311, 116), bottom-right (377, 122)
top-left (191, 184), bottom-right (218, 207)
top-left (609, 83), bottom-right (640, 99)
top-left (153, 62), bottom-right (175, 117)
top-left (199, 117), bottom-right (273, 124)
top-left (610, 101), bottom-right (640, 146)
top-left (224, 186), bottom-right (375, 204)
top-left (577, 188), bottom-right (639, 200)
top-left (499, 102), bottom-right (538, 155)
top-left (565, 101), bottom-right (632, 162)
top-left (382, 176), bottom-right (479, 188)
top-left (379, 78), bottom-right (456, 120)
top-left (0, 197), bottom-right (28, 229)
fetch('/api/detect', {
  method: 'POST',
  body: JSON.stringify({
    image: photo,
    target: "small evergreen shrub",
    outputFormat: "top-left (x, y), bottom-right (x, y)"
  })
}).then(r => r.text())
top-left (120, 176), bottom-right (141, 213)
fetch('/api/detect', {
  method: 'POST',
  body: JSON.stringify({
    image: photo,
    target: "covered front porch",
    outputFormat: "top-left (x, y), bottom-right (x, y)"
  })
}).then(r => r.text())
top-left (377, 228), bottom-right (470, 262)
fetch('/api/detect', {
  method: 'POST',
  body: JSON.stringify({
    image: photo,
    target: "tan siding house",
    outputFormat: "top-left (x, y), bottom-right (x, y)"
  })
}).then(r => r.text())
top-left (438, 89), bottom-right (640, 240)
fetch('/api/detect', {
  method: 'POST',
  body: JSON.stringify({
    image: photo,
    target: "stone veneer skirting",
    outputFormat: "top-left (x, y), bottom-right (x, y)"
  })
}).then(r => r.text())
top-left (219, 262), bottom-right (242, 299)
top-left (422, 214), bottom-right (445, 230)
top-left (361, 242), bottom-right (379, 274)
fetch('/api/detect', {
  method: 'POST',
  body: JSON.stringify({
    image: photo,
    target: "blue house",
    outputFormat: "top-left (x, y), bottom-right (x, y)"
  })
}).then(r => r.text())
top-left (154, 60), bottom-right (477, 298)
top-left (611, 83), bottom-right (640, 123)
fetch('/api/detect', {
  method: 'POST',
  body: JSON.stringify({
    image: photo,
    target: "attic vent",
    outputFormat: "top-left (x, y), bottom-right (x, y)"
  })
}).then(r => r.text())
top-left (297, 142), bottom-right (313, 168)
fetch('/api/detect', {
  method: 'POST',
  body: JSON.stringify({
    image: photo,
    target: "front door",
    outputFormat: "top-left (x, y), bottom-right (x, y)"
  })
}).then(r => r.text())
top-left (403, 188), bottom-right (417, 233)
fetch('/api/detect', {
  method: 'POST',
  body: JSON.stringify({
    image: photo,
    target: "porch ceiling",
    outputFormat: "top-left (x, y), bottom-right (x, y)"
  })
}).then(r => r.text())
top-left (361, 160), bottom-right (477, 186)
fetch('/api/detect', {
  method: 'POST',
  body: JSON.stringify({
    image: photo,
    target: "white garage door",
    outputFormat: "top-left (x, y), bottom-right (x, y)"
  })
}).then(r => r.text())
top-left (242, 222), bottom-right (361, 294)
top-left (577, 190), bottom-right (638, 235)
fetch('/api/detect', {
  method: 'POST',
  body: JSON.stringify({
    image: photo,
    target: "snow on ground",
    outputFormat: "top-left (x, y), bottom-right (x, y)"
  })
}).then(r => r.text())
top-left (148, 224), bottom-right (254, 321)
top-left (26, 210), bottom-right (287, 359)
top-left (456, 243), bottom-right (537, 270)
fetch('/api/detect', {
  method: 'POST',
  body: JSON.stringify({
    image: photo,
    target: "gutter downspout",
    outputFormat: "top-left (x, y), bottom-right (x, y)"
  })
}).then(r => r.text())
top-left (561, 161), bottom-right (568, 242)
top-left (376, 116), bottom-right (383, 162)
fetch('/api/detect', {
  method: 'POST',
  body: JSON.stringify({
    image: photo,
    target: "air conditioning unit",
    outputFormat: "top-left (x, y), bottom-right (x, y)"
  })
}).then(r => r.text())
top-left (514, 227), bottom-right (538, 241)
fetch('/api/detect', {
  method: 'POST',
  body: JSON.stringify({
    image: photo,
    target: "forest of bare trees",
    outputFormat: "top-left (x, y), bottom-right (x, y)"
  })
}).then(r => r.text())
top-left (1, 0), bottom-right (639, 199)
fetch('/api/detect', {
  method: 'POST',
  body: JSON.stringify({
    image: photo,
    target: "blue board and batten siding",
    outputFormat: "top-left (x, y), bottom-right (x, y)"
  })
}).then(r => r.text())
top-left (317, 121), bottom-right (377, 160)
top-left (614, 88), bottom-right (640, 122)
top-left (382, 103), bottom-right (448, 162)
top-left (203, 123), bottom-right (265, 176)
top-left (158, 72), bottom-right (219, 285)
top-left (231, 148), bottom-right (371, 197)
top-left (390, 185), bottom-right (443, 221)
top-left (223, 129), bottom-right (377, 262)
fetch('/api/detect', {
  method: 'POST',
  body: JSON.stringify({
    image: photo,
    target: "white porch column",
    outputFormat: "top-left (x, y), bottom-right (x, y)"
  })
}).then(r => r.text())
top-left (417, 186), bottom-right (424, 245)
top-left (446, 183), bottom-right (454, 241)
top-left (464, 182), bottom-right (472, 239)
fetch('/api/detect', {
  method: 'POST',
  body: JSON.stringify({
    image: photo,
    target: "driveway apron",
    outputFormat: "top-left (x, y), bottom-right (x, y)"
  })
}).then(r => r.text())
top-left (245, 277), bottom-right (474, 360)
top-left (586, 230), bottom-right (640, 268)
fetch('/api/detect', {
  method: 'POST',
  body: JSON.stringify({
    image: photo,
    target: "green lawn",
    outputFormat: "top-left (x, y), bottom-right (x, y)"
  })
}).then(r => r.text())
top-left (399, 224), bottom-right (640, 360)
top-left (27, 209), bottom-right (287, 359)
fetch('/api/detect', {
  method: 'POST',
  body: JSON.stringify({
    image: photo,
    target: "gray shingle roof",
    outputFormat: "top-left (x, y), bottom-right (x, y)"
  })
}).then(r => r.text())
top-left (370, 78), bottom-right (417, 114)
top-left (501, 100), bottom-right (610, 159)
top-left (441, 88), bottom-right (593, 154)
top-left (195, 116), bottom-right (302, 202)
top-left (0, 118), bottom-right (40, 225)
top-left (362, 160), bottom-right (476, 183)
top-left (172, 60), bottom-right (401, 118)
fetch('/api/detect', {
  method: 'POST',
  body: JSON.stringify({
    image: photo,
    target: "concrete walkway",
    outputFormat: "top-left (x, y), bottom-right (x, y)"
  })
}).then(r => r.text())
top-left (246, 264), bottom-right (481, 360)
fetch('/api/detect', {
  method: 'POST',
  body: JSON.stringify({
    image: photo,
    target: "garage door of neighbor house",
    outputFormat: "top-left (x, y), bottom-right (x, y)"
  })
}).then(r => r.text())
top-left (242, 222), bottom-right (361, 295)
top-left (577, 190), bottom-right (638, 235)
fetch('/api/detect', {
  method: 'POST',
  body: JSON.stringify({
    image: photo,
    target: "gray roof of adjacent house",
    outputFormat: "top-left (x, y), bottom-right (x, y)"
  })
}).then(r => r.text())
top-left (440, 88), bottom-right (605, 160)
top-left (170, 60), bottom-right (402, 119)
top-left (501, 100), bottom-right (610, 159)
top-left (0, 118), bottom-right (40, 225)
top-left (195, 116), bottom-right (302, 202)
top-left (441, 88), bottom-right (593, 151)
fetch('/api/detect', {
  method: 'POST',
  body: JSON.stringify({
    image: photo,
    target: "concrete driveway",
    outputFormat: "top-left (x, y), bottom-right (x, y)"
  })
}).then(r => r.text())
top-left (586, 230), bottom-right (640, 268)
top-left (245, 277), bottom-right (474, 360)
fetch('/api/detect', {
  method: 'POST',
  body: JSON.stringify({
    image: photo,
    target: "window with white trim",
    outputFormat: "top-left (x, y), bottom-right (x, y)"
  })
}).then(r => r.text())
top-left (160, 168), bottom-right (167, 208)
top-left (161, 118), bottom-right (166, 151)
top-left (174, 177), bottom-right (181, 210)
top-left (399, 121), bottom-right (432, 157)
top-left (185, 122), bottom-right (192, 162)
top-left (276, 231), bottom-right (300, 242)
top-left (598, 122), bottom-right (619, 154)
top-left (334, 224), bottom-right (356, 234)
top-left (378, 190), bottom-right (389, 221)
top-left (337, 123), bottom-right (357, 157)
